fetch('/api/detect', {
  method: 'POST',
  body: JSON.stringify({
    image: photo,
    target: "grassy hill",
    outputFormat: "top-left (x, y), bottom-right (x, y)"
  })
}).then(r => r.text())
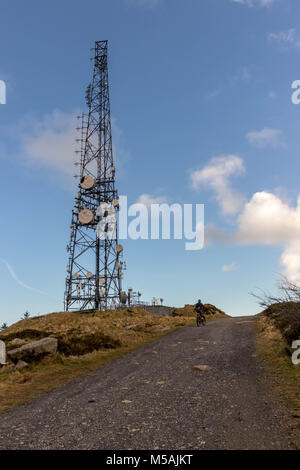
top-left (0, 305), bottom-right (226, 414)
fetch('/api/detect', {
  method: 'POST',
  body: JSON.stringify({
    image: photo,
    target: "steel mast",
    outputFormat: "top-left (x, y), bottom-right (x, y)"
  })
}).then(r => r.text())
top-left (64, 40), bottom-right (123, 311)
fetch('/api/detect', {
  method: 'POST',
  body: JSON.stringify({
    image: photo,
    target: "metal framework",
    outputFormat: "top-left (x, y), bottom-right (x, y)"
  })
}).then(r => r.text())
top-left (64, 40), bottom-right (123, 311)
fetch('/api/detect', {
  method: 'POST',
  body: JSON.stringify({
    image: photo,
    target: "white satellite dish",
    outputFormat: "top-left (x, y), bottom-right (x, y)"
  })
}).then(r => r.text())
top-left (79, 209), bottom-right (94, 225)
top-left (80, 175), bottom-right (95, 190)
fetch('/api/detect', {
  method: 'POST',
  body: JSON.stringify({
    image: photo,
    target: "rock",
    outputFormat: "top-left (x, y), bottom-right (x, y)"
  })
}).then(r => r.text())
top-left (157, 327), bottom-right (171, 333)
top-left (193, 365), bottom-right (211, 372)
top-left (123, 323), bottom-right (144, 331)
top-left (9, 338), bottom-right (26, 347)
top-left (7, 337), bottom-right (58, 363)
top-left (14, 360), bottom-right (29, 371)
top-left (0, 340), bottom-right (5, 365)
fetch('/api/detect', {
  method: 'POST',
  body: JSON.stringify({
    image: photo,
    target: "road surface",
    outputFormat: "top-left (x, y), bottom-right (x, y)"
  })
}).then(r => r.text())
top-left (0, 317), bottom-right (296, 450)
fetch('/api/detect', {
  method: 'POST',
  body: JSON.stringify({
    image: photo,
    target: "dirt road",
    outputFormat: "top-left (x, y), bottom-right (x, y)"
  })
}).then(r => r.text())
top-left (0, 317), bottom-right (296, 449)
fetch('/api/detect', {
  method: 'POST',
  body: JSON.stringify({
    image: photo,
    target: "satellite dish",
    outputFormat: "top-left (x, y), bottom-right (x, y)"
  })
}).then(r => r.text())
top-left (100, 289), bottom-right (105, 296)
top-left (100, 278), bottom-right (105, 285)
top-left (112, 199), bottom-right (120, 208)
top-left (116, 244), bottom-right (123, 253)
top-left (80, 175), bottom-right (95, 190)
top-left (87, 272), bottom-right (93, 279)
top-left (74, 272), bottom-right (79, 279)
top-left (79, 209), bottom-right (94, 225)
top-left (96, 203), bottom-right (115, 218)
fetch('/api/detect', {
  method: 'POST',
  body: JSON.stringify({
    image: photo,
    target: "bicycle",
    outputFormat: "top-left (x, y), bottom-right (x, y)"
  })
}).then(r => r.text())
top-left (196, 312), bottom-right (206, 327)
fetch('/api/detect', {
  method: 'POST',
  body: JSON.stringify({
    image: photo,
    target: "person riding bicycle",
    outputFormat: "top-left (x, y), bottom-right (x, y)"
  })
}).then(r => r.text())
top-left (195, 299), bottom-right (206, 326)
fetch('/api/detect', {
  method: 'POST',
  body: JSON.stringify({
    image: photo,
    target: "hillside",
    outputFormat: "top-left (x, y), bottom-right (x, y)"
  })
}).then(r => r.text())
top-left (255, 302), bottom-right (300, 441)
top-left (174, 303), bottom-right (228, 318)
top-left (0, 304), bottom-right (227, 413)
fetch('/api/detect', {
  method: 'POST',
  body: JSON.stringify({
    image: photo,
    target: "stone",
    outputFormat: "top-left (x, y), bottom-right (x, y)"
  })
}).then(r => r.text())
top-left (9, 338), bottom-right (26, 347)
top-left (0, 340), bottom-right (6, 365)
top-left (193, 365), bottom-right (211, 372)
top-left (7, 337), bottom-right (58, 363)
top-left (157, 327), bottom-right (171, 333)
top-left (123, 323), bottom-right (144, 331)
top-left (14, 360), bottom-right (29, 371)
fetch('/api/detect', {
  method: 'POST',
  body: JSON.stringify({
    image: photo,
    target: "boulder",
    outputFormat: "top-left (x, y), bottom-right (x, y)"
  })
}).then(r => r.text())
top-left (9, 338), bottom-right (26, 348)
top-left (14, 360), bottom-right (29, 371)
top-left (7, 337), bottom-right (58, 363)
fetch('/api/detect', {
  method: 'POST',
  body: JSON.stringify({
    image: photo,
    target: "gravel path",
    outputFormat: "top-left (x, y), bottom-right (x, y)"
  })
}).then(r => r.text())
top-left (0, 316), bottom-right (296, 450)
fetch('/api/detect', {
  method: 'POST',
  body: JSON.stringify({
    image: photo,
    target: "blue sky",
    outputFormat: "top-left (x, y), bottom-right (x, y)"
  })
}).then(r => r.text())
top-left (1, 0), bottom-right (300, 323)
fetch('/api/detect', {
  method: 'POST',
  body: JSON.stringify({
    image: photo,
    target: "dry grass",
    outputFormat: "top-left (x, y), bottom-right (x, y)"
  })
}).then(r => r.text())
top-left (0, 307), bottom-right (196, 414)
top-left (262, 302), bottom-right (300, 345)
top-left (255, 313), bottom-right (300, 447)
top-left (174, 303), bottom-right (228, 318)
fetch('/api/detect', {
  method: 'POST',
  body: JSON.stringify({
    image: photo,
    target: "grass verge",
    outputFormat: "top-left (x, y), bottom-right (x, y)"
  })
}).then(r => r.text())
top-left (255, 314), bottom-right (300, 448)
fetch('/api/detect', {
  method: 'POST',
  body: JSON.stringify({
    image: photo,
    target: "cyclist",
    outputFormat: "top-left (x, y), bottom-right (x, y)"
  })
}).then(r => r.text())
top-left (195, 299), bottom-right (206, 327)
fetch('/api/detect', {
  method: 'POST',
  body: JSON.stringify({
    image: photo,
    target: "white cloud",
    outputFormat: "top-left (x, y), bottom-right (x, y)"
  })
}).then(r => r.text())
top-left (234, 192), bottom-right (300, 283)
top-left (267, 28), bottom-right (300, 50)
top-left (196, 153), bottom-right (300, 282)
top-left (205, 187), bottom-right (300, 283)
top-left (232, 0), bottom-right (275, 7)
top-left (17, 110), bottom-right (128, 189)
top-left (234, 192), bottom-right (300, 245)
top-left (136, 194), bottom-right (167, 207)
top-left (280, 240), bottom-right (300, 283)
top-left (190, 155), bottom-right (246, 216)
top-left (246, 127), bottom-right (283, 148)
top-left (222, 262), bottom-right (240, 272)
top-left (20, 110), bottom-right (78, 182)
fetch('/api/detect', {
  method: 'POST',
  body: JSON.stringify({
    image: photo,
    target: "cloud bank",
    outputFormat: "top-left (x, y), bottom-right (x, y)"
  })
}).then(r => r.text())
top-left (192, 155), bottom-right (300, 283)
